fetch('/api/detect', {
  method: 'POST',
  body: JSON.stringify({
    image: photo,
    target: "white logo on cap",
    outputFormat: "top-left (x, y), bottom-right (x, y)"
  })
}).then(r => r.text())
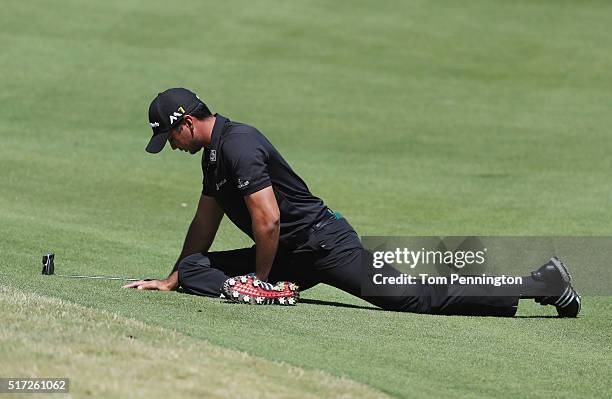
top-left (150, 122), bottom-right (160, 128)
top-left (169, 111), bottom-right (183, 124)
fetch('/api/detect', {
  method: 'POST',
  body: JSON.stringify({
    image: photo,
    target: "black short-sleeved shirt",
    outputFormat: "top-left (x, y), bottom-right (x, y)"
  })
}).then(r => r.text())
top-left (202, 114), bottom-right (329, 248)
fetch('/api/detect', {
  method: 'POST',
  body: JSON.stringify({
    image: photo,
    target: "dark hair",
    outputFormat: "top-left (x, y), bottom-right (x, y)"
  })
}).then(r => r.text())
top-left (171, 102), bottom-right (212, 133)
top-left (189, 102), bottom-right (212, 120)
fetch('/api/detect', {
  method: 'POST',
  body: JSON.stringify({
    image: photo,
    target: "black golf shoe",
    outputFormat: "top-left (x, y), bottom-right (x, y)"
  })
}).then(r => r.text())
top-left (532, 257), bottom-right (581, 318)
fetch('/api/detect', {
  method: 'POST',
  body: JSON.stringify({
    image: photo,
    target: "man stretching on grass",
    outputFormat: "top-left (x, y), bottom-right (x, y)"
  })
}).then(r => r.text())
top-left (125, 88), bottom-right (581, 317)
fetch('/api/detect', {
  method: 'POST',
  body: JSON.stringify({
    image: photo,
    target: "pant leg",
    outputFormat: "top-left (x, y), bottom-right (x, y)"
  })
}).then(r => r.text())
top-left (309, 218), bottom-right (519, 316)
top-left (177, 246), bottom-right (320, 297)
top-left (177, 248), bottom-right (256, 297)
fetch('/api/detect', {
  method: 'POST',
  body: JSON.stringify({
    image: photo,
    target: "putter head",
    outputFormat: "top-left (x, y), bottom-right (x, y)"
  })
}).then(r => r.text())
top-left (42, 252), bottom-right (55, 275)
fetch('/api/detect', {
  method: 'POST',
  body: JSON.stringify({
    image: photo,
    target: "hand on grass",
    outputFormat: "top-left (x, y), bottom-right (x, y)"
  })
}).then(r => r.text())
top-left (122, 279), bottom-right (176, 291)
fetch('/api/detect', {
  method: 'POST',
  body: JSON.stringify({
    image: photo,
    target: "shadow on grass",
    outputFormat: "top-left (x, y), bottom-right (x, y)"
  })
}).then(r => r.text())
top-left (215, 298), bottom-right (379, 310)
top-left (300, 298), bottom-right (380, 311)
top-left (301, 301), bottom-right (566, 318)
top-left (208, 293), bottom-right (566, 318)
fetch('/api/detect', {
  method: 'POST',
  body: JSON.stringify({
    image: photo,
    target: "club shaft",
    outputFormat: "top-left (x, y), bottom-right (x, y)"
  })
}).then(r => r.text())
top-left (55, 274), bottom-right (144, 281)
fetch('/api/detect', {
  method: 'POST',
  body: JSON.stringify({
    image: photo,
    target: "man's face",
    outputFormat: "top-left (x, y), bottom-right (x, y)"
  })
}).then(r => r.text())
top-left (168, 122), bottom-right (200, 154)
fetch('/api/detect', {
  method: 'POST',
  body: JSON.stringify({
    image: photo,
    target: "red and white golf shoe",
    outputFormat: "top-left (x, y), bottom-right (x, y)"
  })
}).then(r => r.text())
top-left (222, 275), bottom-right (299, 305)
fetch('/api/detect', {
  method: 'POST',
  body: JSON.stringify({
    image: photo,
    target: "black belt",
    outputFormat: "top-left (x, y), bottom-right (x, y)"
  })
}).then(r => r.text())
top-left (289, 209), bottom-right (343, 249)
top-left (310, 209), bottom-right (343, 233)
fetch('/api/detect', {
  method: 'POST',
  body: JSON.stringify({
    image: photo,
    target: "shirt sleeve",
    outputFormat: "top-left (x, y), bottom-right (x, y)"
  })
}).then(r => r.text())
top-left (221, 132), bottom-right (272, 196)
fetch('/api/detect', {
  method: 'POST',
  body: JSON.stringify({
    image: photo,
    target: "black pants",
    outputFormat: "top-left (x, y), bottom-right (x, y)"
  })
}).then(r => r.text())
top-left (178, 218), bottom-right (519, 316)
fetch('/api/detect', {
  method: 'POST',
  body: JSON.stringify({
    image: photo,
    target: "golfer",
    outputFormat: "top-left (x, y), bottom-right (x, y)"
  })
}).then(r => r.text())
top-left (125, 88), bottom-right (580, 317)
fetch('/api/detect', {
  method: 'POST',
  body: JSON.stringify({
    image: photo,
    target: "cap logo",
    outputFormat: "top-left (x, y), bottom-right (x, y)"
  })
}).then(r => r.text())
top-left (178, 106), bottom-right (185, 113)
top-left (150, 122), bottom-right (160, 128)
top-left (169, 111), bottom-right (183, 124)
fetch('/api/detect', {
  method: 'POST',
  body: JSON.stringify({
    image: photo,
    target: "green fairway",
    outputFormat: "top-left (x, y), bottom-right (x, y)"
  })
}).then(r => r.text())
top-left (1, 0), bottom-right (611, 398)
top-left (0, 285), bottom-right (388, 399)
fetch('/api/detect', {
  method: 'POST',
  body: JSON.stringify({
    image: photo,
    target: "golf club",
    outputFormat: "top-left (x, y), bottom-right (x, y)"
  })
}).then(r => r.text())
top-left (41, 252), bottom-right (150, 282)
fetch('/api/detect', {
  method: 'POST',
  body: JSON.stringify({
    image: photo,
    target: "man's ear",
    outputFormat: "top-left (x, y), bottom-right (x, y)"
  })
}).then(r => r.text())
top-left (184, 115), bottom-right (195, 133)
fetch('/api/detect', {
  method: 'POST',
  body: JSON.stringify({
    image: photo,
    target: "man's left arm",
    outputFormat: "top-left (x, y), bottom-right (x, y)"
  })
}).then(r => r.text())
top-left (244, 186), bottom-right (280, 281)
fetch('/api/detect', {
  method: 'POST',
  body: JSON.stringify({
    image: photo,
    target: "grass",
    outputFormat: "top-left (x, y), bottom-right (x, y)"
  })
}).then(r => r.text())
top-left (0, 285), bottom-right (388, 399)
top-left (1, 0), bottom-right (611, 398)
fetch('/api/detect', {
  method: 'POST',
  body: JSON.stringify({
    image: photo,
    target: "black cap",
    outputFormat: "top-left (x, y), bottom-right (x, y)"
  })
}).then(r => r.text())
top-left (146, 88), bottom-right (204, 153)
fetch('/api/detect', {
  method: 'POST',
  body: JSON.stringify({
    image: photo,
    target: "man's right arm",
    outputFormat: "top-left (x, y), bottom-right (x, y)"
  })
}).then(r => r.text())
top-left (123, 194), bottom-right (224, 291)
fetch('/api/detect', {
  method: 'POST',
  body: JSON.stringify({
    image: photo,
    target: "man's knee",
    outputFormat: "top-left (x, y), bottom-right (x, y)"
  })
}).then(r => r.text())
top-left (176, 252), bottom-right (229, 297)
top-left (177, 252), bottom-right (211, 283)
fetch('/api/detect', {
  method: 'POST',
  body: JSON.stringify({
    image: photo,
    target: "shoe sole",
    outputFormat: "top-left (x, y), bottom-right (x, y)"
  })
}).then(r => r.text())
top-left (550, 257), bottom-right (571, 285)
top-left (222, 279), bottom-right (299, 306)
top-left (550, 257), bottom-right (581, 317)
